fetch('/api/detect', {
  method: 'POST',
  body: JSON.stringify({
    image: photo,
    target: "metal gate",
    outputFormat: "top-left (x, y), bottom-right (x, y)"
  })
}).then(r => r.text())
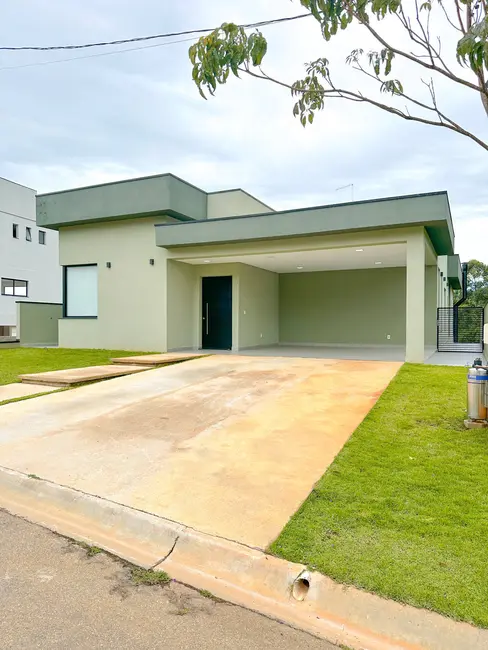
top-left (437, 307), bottom-right (484, 352)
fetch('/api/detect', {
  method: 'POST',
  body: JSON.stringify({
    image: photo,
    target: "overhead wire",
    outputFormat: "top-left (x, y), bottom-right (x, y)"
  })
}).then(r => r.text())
top-left (0, 13), bottom-right (311, 52)
top-left (0, 37), bottom-right (198, 71)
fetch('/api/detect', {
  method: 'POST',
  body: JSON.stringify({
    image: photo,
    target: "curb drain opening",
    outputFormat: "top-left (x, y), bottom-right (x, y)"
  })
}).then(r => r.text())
top-left (292, 571), bottom-right (311, 601)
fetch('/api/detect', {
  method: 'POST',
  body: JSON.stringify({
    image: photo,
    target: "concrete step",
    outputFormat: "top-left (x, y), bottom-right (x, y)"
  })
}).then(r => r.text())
top-left (19, 364), bottom-right (149, 387)
top-left (0, 383), bottom-right (58, 402)
top-left (111, 353), bottom-right (206, 367)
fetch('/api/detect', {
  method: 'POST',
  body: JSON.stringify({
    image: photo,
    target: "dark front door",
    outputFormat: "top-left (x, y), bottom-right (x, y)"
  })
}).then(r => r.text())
top-left (202, 276), bottom-right (232, 350)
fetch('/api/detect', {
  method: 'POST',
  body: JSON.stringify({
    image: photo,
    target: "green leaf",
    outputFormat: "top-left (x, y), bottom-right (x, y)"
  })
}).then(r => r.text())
top-left (187, 23), bottom-right (267, 98)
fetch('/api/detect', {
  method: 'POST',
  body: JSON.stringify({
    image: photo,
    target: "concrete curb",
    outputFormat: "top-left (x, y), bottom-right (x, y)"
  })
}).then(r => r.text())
top-left (0, 466), bottom-right (486, 650)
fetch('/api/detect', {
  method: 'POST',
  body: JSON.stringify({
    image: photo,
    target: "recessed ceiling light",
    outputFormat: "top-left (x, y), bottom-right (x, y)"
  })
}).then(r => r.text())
top-left (203, 260), bottom-right (210, 264)
top-left (297, 265), bottom-right (304, 270)
top-left (356, 248), bottom-right (364, 252)
top-left (374, 261), bottom-right (382, 265)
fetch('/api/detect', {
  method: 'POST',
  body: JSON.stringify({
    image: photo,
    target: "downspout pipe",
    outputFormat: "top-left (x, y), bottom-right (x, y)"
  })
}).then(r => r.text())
top-left (454, 262), bottom-right (468, 308)
top-left (453, 262), bottom-right (468, 342)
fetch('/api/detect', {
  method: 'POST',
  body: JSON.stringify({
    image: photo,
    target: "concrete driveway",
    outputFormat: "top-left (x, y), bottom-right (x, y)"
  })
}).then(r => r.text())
top-left (0, 355), bottom-right (400, 548)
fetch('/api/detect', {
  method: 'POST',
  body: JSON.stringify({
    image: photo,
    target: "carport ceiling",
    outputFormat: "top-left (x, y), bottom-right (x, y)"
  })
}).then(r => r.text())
top-left (183, 243), bottom-right (407, 273)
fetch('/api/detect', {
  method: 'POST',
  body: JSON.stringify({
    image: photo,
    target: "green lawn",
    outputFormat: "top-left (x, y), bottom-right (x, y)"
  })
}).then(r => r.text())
top-left (0, 348), bottom-right (152, 386)
top-left (270, 364), bottom-right (488, 628)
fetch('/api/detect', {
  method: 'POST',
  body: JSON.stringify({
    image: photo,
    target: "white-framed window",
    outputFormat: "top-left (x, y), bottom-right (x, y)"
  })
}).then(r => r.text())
top-left (39, 230), bottom-right (46, 245)
top-left (64, 265), bottom-right (98, 318)
top-left (12, 223), bottom-right (18, 239)
top-left (1, 278), bottom-right (28, 297)
top-left (26, 227), bottom-right (32, 242)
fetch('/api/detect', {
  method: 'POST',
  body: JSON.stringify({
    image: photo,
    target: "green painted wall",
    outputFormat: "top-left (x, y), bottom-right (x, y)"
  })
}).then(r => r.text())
top-left (38, 175), bottom-right (207, 228)
top-left (166, 261), bottom-right (196, 350)
top-left (157, 195), bottom-right (453, 255)
top-left (279, 268), bottom-right (407, 345)
top-left (238, 265), bottom-right (279, 348)
top-left (447, 254), bottom-right (462, 289)
top-left (17, 302), bottom-right (62, 346)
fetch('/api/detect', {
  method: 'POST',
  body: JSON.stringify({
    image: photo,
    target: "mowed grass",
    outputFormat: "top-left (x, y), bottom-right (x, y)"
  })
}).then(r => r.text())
top-left (270, 364), bottom-right (488, 627)
top-left (0, 348), bottom-right (153, 386)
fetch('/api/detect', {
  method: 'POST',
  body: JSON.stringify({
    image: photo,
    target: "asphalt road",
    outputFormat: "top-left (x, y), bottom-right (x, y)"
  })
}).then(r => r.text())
top-left (0, 509), bottom-right (337, 649)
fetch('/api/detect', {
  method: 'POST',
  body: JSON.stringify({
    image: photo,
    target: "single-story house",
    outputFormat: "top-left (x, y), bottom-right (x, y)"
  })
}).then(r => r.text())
top-left (36, 173), bottom-right (462, 363)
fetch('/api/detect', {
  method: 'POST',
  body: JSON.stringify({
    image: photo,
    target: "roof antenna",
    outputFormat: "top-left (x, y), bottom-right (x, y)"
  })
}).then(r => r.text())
top-left (335, 183), bottom-right (354, 202)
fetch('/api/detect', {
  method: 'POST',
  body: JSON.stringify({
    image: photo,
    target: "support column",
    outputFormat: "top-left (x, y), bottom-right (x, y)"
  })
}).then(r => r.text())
top-left (406, 231), bottom-right (426, 363)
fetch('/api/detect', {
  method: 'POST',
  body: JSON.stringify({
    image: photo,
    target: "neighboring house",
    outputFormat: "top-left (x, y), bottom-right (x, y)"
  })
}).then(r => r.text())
top-left (36, 173), bottom-right (462, 363)
top-left (0, 177), bottom-right (61, 338)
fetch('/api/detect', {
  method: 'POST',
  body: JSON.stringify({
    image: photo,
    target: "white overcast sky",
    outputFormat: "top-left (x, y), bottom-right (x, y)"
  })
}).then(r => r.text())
top-left (1, 0), bottom-right (487, 262)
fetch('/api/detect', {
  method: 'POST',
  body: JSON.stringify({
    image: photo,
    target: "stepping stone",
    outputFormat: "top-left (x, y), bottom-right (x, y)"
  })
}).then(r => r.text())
top-left (0, 383), bottom-right (58, 402)
top-left (111, 353), bottom-right (206, 367)
top-left (19, 365), bottom-right (149, 387)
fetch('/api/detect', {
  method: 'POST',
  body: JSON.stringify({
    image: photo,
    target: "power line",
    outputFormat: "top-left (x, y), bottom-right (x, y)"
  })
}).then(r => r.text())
top-left (0, 13), bottom-right (310, 52)
top-left (0, 37), bottom-right (198, 72)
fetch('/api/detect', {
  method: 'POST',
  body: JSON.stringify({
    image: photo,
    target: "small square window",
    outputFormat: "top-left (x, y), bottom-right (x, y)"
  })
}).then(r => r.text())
top-left (1, 278), bottom-right (14, 295)
top-left (14, 280), bottom-right (28, 297)
top-left (12, 224), bottom-right (18, 239)
top-left (39, 230), bottom-right (46, 245)
top-left (26, 227), bottom-right (32, 242)
top-left (1, 278), bottom-right (27, 297)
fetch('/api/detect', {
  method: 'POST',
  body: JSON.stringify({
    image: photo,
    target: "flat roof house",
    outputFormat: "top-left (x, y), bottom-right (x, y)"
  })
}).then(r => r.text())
top-left (37, 173), bottom-right (462, 363)
top-left (1, 177), bottom-right (61, 340)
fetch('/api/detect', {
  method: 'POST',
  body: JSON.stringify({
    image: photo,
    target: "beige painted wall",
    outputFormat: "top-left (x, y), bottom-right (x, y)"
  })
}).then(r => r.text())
top-left (207, 191), bottom-right (272, 219)
top-left (57, 220), bottom-right (438, 359)
top-left (437, 255), bottom-right (453, 308)
top-left (169, 227), bottom-right (428, 263)
top-left (166, 261), bottom-right (195, 350)
top-left (279, 268), bottom-right (407, 346)
top-left (425, 266), bottom-right (438, 349)
top-left (238, 265), bottom-right (279, 348)
top-left (166, 261), bottom-right (279, 351)
top-left (193, 263), bottom-right (241, 350)
top-left (59, 217), bottom-right (171, 351)
top-left (58, 317), bottom-right (101, 349)
top-left (166, 262), bottom-right (241, 351)
top-left (17, 302), bottom-right (62, 347)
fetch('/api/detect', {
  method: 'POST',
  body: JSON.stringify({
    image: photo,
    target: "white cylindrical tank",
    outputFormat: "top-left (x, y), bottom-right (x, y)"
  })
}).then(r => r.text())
top-left (467, 367), bottom-right (488, 421)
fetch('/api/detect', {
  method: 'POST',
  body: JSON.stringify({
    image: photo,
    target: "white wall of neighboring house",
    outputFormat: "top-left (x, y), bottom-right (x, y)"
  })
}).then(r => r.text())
top-left (0, 177), bottom-right (61, 335)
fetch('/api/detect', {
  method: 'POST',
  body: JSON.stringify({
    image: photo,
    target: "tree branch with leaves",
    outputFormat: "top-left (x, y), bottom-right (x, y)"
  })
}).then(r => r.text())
top-left (189, 0), bottom-right (488, 151)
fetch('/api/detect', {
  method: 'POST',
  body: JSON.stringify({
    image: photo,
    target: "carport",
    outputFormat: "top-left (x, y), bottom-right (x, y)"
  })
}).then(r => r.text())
top-left (157, 193), bottom-right (452, 363)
